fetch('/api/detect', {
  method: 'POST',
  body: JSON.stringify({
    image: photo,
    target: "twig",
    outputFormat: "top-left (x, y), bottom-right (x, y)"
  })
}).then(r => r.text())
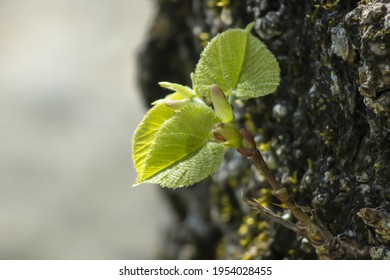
top-left (239, 129), bottom-right (370, 259)
top-left (247, 198), bottom-right (302, 235)
top-left (250, 148), bottom-right (313, 227)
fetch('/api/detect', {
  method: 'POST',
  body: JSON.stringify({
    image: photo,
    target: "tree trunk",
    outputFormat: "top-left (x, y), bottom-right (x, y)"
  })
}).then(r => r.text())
top-left (137, 0), bottom-right (390, 259)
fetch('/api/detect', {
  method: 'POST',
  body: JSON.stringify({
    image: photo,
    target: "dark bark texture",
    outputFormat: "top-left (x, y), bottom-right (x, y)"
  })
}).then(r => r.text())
top-left (137, 0), bottom-right (390, 259)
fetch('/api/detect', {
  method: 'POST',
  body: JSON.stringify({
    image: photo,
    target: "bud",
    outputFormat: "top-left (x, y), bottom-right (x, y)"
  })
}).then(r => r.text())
top-left (213, 123), bottom-right (242, 148)
top-left (237, 129), bottom-right (256, 157)
top-left (211, 85), bottom-right (235, 123)
top-left (240, 128), bottom-right (256, 149)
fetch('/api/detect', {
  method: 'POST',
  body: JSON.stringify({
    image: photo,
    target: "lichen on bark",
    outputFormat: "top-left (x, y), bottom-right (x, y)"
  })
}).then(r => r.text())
top-left (137, 0), bottom-right (390, 259)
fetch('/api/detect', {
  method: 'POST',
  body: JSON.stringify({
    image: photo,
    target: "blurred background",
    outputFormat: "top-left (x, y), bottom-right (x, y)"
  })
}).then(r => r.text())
top-left (0, 0), bottom-right (171, 259)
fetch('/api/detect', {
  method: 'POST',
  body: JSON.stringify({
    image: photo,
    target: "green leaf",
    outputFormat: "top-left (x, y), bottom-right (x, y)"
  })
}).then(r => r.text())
top-left (142, 142), bottom-right (225, 188)
top-left (152, 81), bottom-right (206, 108)
top-left (132, 103), bottom-right (175, 176)
top-left (158, 81), bottom-right (196, 99)
top-left (134, 104), bottom-right (224, 187)
top-left (192, 24), bottom-right (280, 100)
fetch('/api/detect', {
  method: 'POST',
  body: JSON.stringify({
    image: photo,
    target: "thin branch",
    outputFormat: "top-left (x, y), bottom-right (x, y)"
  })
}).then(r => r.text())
top-left (247, 198), bottom-right (303, 235)
top-left (250, 148), bottom-right (313, 227)
top-left (238, 129), bottom-right (370, 259)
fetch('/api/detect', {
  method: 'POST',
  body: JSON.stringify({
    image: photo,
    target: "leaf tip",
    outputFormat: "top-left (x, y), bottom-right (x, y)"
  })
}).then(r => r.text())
top-left (133, 177), bottom-right (143, 187)
top-left (245, 22), bottom-right (255, 33)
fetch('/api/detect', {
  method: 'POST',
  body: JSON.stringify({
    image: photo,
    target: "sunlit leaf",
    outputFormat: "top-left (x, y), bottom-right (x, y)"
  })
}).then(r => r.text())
top-left (134, 104), bottom-right (224, 187)
top-left (142, 142), bottom-right (225, 188)
top-left (192, 24), bottom-right (280, 100)
top-left (132, 103), bottom-right (175, 175)
top-left (158, 82), bottom-right (196, 99)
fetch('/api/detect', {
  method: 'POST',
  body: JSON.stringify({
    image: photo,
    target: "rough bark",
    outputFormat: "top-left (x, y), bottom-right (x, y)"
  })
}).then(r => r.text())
top-left (137, 0), bottom-right (390, 259)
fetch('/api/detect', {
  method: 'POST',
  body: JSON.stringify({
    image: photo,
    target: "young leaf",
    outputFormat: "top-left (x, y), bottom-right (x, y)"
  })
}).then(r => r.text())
top-left (152, 81), bottom-right (206, 108)
top-left (141, 142), bottom-right (224, 188)
top-left (158, 82), bottom-right (196, 99)
top-left (134, 104), bottom-right (224, 188)
top-left (132, 103), bottom-right (175, 175)
top-left (192, 24), bottom-right (280, 100)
